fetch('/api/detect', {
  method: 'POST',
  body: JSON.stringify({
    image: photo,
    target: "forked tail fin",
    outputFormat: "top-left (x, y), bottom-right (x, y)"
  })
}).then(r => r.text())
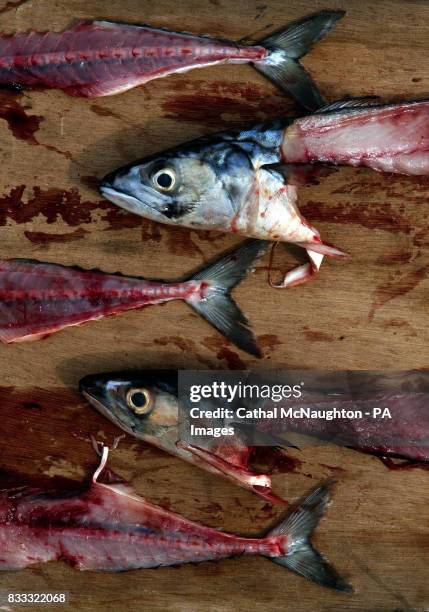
top-left (255, 10), bottom-right (345, 110)
top-left (186, 240), bottom-right (269, 357)
top-left (268, 483), bottom-right (353, 592)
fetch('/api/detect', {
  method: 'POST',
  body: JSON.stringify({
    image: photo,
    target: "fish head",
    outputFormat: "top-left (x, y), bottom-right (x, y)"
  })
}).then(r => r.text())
top-left (99, 135), bottom-right (263, 232)
top-left (79, 370), bottom-right (179, 447)
top-left (80, 369), bottom-right (287, 504)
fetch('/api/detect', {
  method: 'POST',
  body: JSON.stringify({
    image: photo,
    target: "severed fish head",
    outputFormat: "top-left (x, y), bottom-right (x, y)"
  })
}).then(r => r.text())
top-left (99, 122), bottom-right (310, 241)
top-left (80, 369), bottom-right (287, 503)
top-left (79, 370), bottom-right (180, 453)
top-left (100, 138), bottom-right (253, 232)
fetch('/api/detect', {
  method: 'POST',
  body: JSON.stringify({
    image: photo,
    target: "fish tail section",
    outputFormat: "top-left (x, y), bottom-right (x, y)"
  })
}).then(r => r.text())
top-left (267, 483), bottom-right (353, 592)
top-left (255, 10), bottom-right (345, 110)
top-left (186, 240), bottom-right (269, 357)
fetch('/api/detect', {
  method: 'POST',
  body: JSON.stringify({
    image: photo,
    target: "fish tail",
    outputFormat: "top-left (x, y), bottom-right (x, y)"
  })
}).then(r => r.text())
top-left (255, 10), bottom-right (345, 110)
top-left (186, 240), bottom-right (269, 357)
top-left (267, 483), bottom-right (353, 592)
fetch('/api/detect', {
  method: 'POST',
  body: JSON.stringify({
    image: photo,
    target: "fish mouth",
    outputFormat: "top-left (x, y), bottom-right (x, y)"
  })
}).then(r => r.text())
top-left (99, 184), bottom-right (147, 214)
top-left (81, 387), bottom-right (138, 438)
top-left (80, 374), bottom-right (135, 436)
top-left (100, 172), bottom-right (171, 220)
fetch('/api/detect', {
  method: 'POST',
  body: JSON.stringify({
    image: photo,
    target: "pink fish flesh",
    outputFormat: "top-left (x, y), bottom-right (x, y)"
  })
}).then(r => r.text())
top-left (282, 98), bottom-right (429, 174)
top-left (0, 11), bottom-right (345, 108)
top-left (0, 446), bottom-right (352, 591)
top-left (0, 240), bottom-right (267, 356)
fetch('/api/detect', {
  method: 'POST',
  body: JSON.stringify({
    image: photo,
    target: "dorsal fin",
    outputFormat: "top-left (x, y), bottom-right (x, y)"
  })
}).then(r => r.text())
top-left (315, 96), bottom-right (381, 114)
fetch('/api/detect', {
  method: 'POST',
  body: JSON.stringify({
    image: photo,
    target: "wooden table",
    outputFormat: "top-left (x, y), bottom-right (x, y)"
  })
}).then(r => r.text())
top-left (0, 0), bottom-right (428, 609)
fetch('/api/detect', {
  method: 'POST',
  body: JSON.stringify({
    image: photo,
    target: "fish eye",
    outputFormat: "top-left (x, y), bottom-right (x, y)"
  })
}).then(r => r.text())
top-left (126, 388), bottom-right (152, 415)
top-left (152, 168), bottom-right (176, 192)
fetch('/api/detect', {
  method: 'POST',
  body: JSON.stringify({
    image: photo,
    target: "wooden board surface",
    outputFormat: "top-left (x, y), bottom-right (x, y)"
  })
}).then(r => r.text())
top-left (0, 0), bottom-right (428, 610)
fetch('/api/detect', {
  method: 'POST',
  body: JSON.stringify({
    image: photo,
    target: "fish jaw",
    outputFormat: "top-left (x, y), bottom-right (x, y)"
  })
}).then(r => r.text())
top-left (282, 99), bottom-right (429, 174)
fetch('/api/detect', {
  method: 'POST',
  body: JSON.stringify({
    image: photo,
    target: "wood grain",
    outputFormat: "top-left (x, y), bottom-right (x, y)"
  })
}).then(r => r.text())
top-left (0, 0), bottom-right (427, 610)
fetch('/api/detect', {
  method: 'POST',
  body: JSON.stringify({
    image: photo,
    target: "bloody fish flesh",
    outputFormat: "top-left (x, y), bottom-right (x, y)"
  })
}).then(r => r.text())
top-left (0, 11), bottom-right (344, 108)
top-left (0, 445), bottom-right (352, 591)
top-left (0, 240), bottom-right (267, 356)
top-left (101, 97), bottom-right (429, 287)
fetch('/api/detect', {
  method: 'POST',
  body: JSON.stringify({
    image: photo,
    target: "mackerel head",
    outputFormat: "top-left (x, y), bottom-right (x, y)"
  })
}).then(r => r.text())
top-left (100, 119), bottom-right (346, 288)
top-left (80, 369), bottom-right (287, 504)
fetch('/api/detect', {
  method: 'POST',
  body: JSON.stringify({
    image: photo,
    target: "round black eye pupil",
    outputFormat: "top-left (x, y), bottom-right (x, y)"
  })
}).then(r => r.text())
top-left (131, 392), bottom-right (147, 408)
top-left (157, 172), bottom-right (173, 189)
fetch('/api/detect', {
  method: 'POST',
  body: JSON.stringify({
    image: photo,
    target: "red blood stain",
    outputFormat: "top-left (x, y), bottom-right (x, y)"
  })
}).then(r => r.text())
top-left (152, 336), bottom-right (214, 367)
top-left (369, 264), bottom-right (429, 320)
top-left (0, 0), bottom-right (30, 14)
top-left (202, 335), bottom-right (251, 367)
top-left (254, 502), bottom-right (280, 521)
top-left (141, 221), bottom-right (162, 243)
top-left (376, 249), bottom-right (414, 265)
top-left (101, 206), bottom-right (142, 230)
top-left (216, 347), bottom-right (246, 369)
top-left (379, 456), bottom-right (429, 471)
top-left (0, 185), bottom-right (139, 230)
top-left (198, 502), bottom-right (223, 516)
top-left (164, 227), bottom-right (205, 258)
top-left (24, 227), bottom-right (89, 244)
top-left (162, 80), bottom-right (291, 127)
top-left (43, 142), bottom-right (73, 160)
top-left (90, 104), bottom-right (125, 122)
top-left (300, 199), bottom-right (413, 235)
top-left (0, 90), bottom-right (42, 143)
top-left (304, 329), bottom-right (335, 342)
top-left (381, 319), bottom-right (410, 330)
top-left (257, 334), bottom-right (281, 354)
top-left (250, 447), bottom-right (302, 474)
top-left (154, 335), bottom-right (197, 352)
